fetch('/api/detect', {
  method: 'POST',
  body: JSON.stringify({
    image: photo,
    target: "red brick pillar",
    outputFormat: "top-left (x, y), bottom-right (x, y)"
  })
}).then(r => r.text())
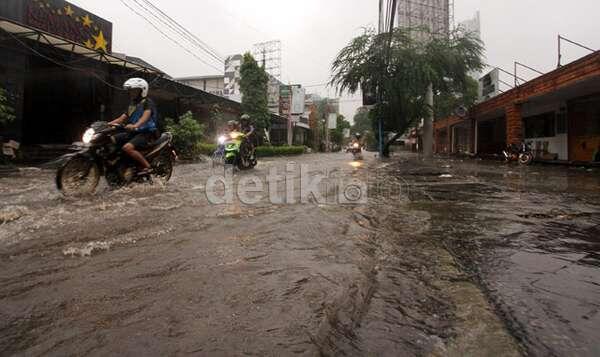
top-left (506, 103), bottom-right (523, 145)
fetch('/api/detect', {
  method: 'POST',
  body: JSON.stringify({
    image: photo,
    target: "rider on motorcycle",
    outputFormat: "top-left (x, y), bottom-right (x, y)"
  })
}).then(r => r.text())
top-left (109, 78), bottom-right (158, 175)
top-left (351, 133), bottom-right (363, 148)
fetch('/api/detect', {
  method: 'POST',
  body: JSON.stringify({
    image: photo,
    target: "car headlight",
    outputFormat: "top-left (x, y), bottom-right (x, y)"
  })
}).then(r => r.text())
top-left (82, 128), bottom-right (95, 144)
top-left (218, 135), bottom-right (226, 144)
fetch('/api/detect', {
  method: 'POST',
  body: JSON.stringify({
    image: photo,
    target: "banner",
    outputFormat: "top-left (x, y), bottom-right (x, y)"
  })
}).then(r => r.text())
top-left (328, 113), bottom-right (337, 129)
top-left (291, 85), bottom-right (305, 115)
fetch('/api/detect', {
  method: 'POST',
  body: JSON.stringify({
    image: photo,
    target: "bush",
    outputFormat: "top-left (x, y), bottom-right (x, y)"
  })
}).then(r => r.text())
top-left (165, 111), bottom-right (204, 159)
top-left (256, 145), bottom-right (305, 157)
top-left (197, 143), bottom-right (305, 158)
top-left (197, 143), bottom-right (217, 156)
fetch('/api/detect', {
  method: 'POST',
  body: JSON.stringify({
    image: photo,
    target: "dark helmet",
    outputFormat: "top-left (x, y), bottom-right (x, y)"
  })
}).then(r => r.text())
top-left (354, 133), bottom-right (362, 139)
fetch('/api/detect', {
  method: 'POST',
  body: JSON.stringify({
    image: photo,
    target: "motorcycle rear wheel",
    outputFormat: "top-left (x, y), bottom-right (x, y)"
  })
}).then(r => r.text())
top-left (518, 153), bottom-right (534, 166)
top-left (56, 155), bottom-right (100, 196)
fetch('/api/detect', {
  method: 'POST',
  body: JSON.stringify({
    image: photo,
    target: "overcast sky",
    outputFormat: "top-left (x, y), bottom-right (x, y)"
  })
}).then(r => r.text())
top-left (70, 0), bottom-right (600, 121)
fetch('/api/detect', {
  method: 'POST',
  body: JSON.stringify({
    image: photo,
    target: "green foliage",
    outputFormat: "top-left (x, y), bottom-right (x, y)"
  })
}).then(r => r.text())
top-left (0, 86), bottom-right (16, 126)
top-left (197, 143), bottom-right (217, 156)
top-left (256, 145), bottom-right (305, 157)
top-left (330, 114), bottom-right (351, 146)
top-left (197, 143), bottom-right (304, 157)
top-left (165, 111), bottom-right (205, 159)
top-left (240, 53), bottom-right (271, 133)
top-left (330, 27), bottom-right (484, 155)
top-left (351, 109), bottom-right (373, 135)
top-left (434, 76), bottom-right (479, 119)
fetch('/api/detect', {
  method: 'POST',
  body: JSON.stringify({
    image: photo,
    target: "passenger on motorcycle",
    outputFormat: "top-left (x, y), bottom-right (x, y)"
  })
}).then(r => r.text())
top-left (240, 114), bottom-right (256, 158)
top-left (109, 78), bottom-right (158, 175)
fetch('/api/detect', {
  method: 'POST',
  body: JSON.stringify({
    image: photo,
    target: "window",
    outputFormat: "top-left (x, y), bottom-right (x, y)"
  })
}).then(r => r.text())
top-left (524, 112), bottom-right (556, 138)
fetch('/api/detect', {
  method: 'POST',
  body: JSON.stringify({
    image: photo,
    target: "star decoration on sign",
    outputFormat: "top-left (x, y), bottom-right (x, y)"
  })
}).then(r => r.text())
top-left (64, 5), bottom-right (74, 17)
top-left (92, 31), bottom-right (108, 53)
top-left (81, 14), bottom-right (93, 27)
top-left (84, 39), bottom-right (94, 49)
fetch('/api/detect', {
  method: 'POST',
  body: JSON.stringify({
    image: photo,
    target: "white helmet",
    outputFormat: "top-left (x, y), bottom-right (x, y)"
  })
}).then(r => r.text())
top-left (123, 78), bottom-right (149, 98)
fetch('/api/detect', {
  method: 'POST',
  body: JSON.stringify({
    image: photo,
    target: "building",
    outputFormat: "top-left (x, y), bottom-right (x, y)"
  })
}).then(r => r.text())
top-left (434, 51), bottom-right (600, 163)
top-left (396, 0), bottom-right (450, 37)
top-left (175, 75), bottom-right (225, 97)
top-left (0, 0), bottom-right (248, 150)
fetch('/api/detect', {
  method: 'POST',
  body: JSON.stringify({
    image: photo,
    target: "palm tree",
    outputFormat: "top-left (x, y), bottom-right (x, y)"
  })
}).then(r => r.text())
top-left (330, 27), bottom-right (484, 157)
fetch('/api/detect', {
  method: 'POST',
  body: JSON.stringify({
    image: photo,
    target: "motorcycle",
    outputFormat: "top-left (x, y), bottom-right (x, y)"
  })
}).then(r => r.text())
top-left (346, 142), bottom-right (364, 161)
top-left (213, 131), bottom-right (256, 170)
top-left (502, 142), bottom-right (534, 166)
top-left (56, 121), bottom-right (176, 196)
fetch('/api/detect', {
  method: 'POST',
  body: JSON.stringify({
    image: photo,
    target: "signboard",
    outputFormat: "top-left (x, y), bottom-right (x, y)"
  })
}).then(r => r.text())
top-left (25, 0), bottom-right (113, 53)
top-left (291, 85), bottom-right (305, 115)
top-left (478, 68), bottom-right (500, 102)
top-left (328, 113), bottom-right (338, 129)
top-left (343, 128), bottom-right (351, 138)
top-left (279, 85), bottom-right (292, 116)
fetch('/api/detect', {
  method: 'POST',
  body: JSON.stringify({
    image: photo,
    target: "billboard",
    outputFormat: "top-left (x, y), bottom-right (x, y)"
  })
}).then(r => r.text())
top-left (24, 0), bottom-right (113, 53)
top-left (279, 85), bottom-right (292, 116)
top-left (291, 85), bottom-right (305, 115)
top-left (328, 113), bottom-right (338, 129)
top-left (478, 68), bottom-right (500, 102)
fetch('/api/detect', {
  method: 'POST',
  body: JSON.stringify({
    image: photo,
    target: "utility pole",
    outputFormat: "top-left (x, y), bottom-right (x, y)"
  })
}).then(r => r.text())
top-left (287, 88), bottom-right (293, 146)
top-left (423, 84), bottom-right (434, 158)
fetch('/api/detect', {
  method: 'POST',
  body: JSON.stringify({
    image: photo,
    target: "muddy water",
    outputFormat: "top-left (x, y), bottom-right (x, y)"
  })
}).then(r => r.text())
top-left (1, 153), bottom-right (598, 356)
top-left (385, 156), bottom-right (600, 357)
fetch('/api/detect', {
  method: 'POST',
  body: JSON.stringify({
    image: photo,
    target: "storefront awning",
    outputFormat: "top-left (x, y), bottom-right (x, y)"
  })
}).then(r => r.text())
top-left (0, 17), bottom-right (164, 76)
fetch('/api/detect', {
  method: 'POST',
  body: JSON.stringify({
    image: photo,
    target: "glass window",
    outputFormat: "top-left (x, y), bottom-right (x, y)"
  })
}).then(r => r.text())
top-left (524, 112), bottom-right (556, 138)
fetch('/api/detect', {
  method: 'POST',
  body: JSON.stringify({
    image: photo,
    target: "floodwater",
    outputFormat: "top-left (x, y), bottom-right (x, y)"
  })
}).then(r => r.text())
top-left (0, 152), bottom-right (598, 356)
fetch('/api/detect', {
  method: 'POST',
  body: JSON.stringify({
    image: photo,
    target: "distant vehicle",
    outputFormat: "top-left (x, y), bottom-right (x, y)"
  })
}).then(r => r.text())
top-left (213, 131), bottom-right (256, 170)
top-left (503, 142), bottom-right (534, 165)
top-left (56, 122), bottom-right (175, 196)
top-left (346, 142), bottom-right (364, 161)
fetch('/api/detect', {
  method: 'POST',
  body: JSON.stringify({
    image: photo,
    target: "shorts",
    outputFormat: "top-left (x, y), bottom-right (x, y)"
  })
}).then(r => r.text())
top-left (114, 132), bottom-right (156, 150)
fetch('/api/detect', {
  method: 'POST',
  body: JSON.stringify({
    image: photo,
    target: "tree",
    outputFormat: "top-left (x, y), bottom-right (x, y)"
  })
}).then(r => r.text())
top-left (351, 108), bottom-right (372, 135)
top-left (165, 111), bottom-right (205, 159)
top-left (0, 85), bottom-right (15, 127)
top-left (330, 114), bottom-right (351, 147)
top-left (434, 76), bottom-right (479, 120)
top-left (239, 53), bottom-right (271, 135)
top-left (330, 27), bottom-right (484, 157)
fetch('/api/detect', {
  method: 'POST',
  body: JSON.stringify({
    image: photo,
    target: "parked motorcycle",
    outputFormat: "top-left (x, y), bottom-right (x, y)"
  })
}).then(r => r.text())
top-left (213, 131), bottom-right (256, 170)
top-left (56, 121), bottom-right (176, 196)
top-left (346, 142), bottom-right (364, 161)
top-left (502, 142), bottom-right (534, 166)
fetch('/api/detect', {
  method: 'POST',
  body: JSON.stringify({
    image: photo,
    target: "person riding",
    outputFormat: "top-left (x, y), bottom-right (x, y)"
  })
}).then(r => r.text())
top-left (351, 133), bottom-right (363, 148)
top-left (109, 78), bottom-right (158, 175)
top-left (226, 120), bottom-right (239, 134)
top-left (240, 114), bottom-right (256, 158)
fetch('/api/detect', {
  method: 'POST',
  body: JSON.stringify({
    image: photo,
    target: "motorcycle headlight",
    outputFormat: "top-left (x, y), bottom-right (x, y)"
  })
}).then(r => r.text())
top-left (82, 128), bottom-right (95, 144)
top-left (218, 135), bottom-right (226, 144)
top-left (353, 143), bottom-right (360, 148)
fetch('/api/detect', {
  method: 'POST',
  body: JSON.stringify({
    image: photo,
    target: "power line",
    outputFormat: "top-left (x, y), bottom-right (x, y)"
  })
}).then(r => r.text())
top-left (137, 0), bottom-right (224, 64)
top-left (119, 0), bottom-right (223, 73)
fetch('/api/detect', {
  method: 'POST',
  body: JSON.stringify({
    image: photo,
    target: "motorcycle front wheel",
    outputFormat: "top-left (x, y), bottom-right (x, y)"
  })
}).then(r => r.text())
top-left (56, 155), bottom-right (100, 196)
top-left (151, 152), bottom-right (173, 184)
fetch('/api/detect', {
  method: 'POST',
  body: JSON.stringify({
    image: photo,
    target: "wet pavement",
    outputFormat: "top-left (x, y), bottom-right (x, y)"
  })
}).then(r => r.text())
top-left (0, 152), bottom-right (598, 356)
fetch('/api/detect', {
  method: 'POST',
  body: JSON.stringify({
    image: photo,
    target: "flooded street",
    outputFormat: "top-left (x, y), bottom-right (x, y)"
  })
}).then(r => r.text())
top-left (1, 152), bottom-right (599, 356)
